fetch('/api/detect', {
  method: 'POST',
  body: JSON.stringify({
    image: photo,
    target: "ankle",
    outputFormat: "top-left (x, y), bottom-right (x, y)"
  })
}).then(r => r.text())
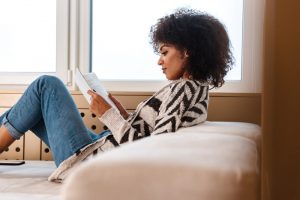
top-left (0, 125), bottom-right (15, 153)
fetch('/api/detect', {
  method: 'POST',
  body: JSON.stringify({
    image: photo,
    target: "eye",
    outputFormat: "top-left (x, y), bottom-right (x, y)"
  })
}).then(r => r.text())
top-left (161, 51), bottom-right (168, 56)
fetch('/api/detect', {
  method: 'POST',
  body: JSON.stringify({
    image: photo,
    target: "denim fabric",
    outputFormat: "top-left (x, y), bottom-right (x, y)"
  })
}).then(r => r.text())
top-left (0, 75), bottom-right (110, 166)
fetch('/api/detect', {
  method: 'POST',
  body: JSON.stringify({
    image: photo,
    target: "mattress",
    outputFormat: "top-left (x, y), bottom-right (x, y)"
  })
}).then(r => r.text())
top-left (0, 161), bottom-right (60, 200)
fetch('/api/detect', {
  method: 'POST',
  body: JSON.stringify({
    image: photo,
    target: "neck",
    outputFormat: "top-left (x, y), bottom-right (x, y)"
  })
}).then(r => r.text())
top-left (183, 72), bottom-right (192, 80)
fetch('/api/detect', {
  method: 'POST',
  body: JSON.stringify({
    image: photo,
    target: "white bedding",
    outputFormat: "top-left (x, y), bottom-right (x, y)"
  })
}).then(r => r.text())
top-left (0, 161), bottom-right (60, 200)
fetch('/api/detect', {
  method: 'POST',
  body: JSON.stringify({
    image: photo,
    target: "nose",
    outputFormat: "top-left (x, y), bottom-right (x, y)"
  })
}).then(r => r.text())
top-left (157, 56), bottom-right (163, 65)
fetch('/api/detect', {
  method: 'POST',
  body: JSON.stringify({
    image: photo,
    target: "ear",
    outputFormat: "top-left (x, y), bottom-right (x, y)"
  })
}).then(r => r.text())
top-left (184, 50), bottom-right (189, 58)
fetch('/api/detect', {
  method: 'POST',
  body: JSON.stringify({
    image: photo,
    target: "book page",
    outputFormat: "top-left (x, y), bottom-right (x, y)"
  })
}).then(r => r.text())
top-left (83, 73), bottom-right (108, 98)
top-left (75, 69), bottom-right (92, 104)
top-left (75, 68), bottom-right (117, 110)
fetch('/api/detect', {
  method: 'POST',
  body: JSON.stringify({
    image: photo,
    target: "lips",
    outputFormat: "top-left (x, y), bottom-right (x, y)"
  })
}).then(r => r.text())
top-left (162, 68), bottom-right (166, 73)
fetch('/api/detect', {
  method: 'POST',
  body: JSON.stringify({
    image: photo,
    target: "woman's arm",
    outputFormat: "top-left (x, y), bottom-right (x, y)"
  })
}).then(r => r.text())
top-left (108, 93), bottom-right (129, 119)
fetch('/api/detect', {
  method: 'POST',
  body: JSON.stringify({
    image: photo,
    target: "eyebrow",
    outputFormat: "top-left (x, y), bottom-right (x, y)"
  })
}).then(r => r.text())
top-left (160, 44), bottom-right (172, 52)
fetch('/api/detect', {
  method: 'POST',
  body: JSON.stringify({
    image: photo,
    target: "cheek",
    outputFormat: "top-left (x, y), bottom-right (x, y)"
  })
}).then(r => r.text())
top-left (174, 58), bottom-right (186, 71)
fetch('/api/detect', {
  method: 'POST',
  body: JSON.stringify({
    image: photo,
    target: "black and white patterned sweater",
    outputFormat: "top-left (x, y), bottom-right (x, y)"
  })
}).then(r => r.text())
top-left (99, 79), bottom-right (209, 150)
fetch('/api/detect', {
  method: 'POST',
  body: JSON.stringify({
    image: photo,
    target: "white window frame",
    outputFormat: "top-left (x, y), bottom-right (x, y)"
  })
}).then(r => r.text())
top-left (0, 0), bottom-right (264, 93)
top-left (213, 0), bottom-right (265, 93)
top-left (77, 0), bottom-right (265, 93)
top-left (0, 0), bottom-right (69, 89)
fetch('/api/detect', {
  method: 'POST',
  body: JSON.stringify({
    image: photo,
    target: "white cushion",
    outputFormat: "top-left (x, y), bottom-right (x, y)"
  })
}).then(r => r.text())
top-left (0, 161), bottom-right (60, 200)
top-left (178, 121), bottom-right (261, 145)
top-left (61, 122), bottom-right (260, 200)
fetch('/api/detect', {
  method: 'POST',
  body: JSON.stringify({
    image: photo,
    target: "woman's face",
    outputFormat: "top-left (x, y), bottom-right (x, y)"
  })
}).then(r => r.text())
top-left (157, 43), bottom-right (188, 80)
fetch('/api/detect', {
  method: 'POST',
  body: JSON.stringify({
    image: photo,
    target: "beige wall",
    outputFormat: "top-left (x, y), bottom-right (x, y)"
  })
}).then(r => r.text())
top-left (74, 91), bottom-right (261, 124)
top-left (111, 92), bottom-right (261, 125)
top-left (262, 0), bottom-right (300, 200)
top-left (207, 93), bottom-right (261, 125)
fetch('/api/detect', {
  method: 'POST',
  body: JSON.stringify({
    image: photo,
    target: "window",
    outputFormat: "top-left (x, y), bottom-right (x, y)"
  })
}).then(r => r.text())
top-left (0, 0), bottom-right (69, 86)
top-left (88, 0), bottom-right (264, 93)
top-left (0, 0), bottom-right (264, 93)
top-left (92, 0), bottom-right (242, 81)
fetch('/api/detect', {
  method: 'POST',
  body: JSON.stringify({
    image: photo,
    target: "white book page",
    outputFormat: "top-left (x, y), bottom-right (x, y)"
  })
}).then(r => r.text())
top-left (75, 68), bottom-right (117, 110)
top-left (75, 69), bottom-right (92, 104)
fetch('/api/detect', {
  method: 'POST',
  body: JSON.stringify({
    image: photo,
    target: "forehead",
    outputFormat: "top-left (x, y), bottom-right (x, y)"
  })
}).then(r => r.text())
top-left (158, 43), bottom-right (173, 51)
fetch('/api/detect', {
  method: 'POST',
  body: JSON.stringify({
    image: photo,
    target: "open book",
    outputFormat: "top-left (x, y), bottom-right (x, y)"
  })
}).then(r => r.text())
top-left (75, 68), bottom-right (117, 110)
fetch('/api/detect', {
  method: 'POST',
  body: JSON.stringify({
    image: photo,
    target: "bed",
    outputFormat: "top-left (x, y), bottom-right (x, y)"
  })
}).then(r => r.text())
top-left (0, 121), bottom-right (261, 200)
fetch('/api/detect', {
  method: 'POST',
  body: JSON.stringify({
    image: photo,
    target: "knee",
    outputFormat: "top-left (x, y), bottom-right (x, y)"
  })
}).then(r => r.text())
top-left (37, 75), bottom-right (65, 89)
top-left (38, 75), bottom-right (62, 84)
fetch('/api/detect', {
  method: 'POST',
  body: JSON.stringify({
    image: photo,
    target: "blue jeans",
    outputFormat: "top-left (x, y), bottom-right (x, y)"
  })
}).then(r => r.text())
top-left (0, 75), bottom-right (110, 166)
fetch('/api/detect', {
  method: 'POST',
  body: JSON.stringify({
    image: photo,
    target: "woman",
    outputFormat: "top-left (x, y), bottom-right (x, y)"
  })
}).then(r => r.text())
top-left (0, 8), bottom-right (233, 181)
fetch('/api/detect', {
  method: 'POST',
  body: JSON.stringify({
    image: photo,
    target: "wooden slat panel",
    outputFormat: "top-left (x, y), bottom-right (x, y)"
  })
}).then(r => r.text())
top-left (41, 142), bottom-right (52, 161)
top-left (79, 108), bottom-right (104, 134)
top-left (112, 95), bottom-right (150, 110)
top-left (0, 94), bottom-right (22, 107)
top-left (24, 131), bottom-right (41, 160)
top-left (72, 93), bottom-right (151, 110)
top-left (0, 136), bottom-right (24, 160)
top-left (72, 94), bottom-right (89, 108)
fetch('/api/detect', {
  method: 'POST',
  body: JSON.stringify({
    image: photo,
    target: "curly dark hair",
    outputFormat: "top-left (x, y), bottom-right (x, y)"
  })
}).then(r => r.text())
top-left (149, 8), bottom-right (234, 88)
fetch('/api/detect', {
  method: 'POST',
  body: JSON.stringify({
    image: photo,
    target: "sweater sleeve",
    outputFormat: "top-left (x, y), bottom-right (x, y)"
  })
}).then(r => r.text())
top-left (99, 81), bottom-right (208, 144)
top-left (99, 107), bottom-right (131, 143)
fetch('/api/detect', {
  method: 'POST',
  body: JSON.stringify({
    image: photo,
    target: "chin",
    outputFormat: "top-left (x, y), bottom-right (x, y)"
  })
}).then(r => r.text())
top-left (166, 75), bottom-right (180, 81)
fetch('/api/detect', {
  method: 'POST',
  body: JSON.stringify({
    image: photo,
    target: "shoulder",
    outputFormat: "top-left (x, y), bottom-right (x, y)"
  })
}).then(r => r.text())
top-left (168, 79), bottom-right (208, 94)
top-left (153, 79), bottom-right (208, 102)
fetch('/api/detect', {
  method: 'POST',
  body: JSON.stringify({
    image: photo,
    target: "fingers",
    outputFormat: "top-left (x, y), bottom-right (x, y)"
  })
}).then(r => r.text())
top-left (89, 90), bottom-right (105, 103)
top-left (108, 93), bottom-right (120, 105)
top-left (87, 90), bottom-right (111, 117)
top-left (87, 90), bottom-right (98, 99)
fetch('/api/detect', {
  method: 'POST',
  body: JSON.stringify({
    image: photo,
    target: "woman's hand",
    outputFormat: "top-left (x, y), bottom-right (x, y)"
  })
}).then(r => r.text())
top-left (87, 90), bottom-right (129, 119)
top-left (108, 93), bottom-right (129, 119)
top-left (87, 90), bottom-right (111, 117)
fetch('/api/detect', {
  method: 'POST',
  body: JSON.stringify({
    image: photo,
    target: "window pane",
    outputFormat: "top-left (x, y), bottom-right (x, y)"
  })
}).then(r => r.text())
top-left (92, 0), bottom-right (242, 81)
top-left (0, 0), bottom-right (56, 73)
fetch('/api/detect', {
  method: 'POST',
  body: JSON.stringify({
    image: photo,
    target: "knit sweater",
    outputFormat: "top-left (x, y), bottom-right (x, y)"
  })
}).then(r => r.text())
top-left (48, 79), bottom-right (209, 182)
top-left (100, 79), bottom-right (209, 149)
